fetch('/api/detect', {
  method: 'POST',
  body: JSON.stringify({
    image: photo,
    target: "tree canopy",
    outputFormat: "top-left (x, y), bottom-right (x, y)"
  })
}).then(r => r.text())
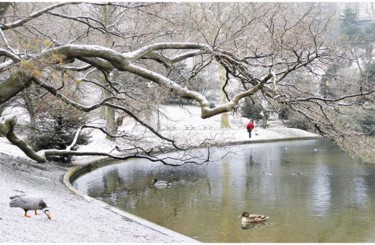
top-left (0, 2), bottom-right (374, 164)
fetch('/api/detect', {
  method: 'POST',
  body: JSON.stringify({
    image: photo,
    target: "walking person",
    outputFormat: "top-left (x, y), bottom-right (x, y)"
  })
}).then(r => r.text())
top-left (246, 119), bottom-right (255, 138)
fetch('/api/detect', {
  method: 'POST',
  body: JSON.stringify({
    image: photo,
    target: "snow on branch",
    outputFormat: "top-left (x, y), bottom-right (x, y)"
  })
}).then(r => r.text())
top-left (0, 116), bottom-right (46, 163)
top-left (0, 48), bottom-right (20, 62)
top-left (125, 42), bottom-right (212, 61)
top-left (36, 43), bottom-right (277, 120)
top-left (0, 2), bottom-right (80, 30)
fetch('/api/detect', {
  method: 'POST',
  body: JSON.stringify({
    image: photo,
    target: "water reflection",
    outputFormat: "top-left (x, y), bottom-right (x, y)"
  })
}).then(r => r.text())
top-left (311, 164), bottom-right (331, 217)
top-left (73, 139), bottom-right (375, 243)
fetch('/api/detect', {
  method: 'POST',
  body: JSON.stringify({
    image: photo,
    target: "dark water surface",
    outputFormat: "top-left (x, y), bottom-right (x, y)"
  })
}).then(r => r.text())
top-left (73, 139), bottom-right (375, 242)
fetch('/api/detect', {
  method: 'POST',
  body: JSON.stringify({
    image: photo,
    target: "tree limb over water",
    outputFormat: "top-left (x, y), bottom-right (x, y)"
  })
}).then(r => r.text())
top-left (0, 2), bottom-right (374, 164)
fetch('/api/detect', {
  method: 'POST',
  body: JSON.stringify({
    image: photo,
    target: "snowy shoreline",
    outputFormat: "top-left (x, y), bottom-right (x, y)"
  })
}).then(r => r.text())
top-left (0, 124), bottom-right (319, 243)
top-left (0, 148), bottom-right (198, 243)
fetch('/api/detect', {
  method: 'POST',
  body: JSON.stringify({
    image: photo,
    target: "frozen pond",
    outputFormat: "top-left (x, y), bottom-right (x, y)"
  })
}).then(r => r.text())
top-left (73, 139), bottom-right (375, 242)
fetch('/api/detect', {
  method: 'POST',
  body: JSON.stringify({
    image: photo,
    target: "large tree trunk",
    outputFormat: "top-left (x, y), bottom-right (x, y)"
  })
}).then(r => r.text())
top-left (102, 75), bottom-right (117, 140)
top-left (101, 6), bottom-right (118, 140)
top-left (0, 72), bottom-right (33, 105)
top-left (219, 64), bottom-right (230, 129)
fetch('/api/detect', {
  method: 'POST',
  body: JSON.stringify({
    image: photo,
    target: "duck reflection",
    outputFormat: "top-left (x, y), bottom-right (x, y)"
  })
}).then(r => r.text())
top-left (241, 222), bottom-right (268, 230)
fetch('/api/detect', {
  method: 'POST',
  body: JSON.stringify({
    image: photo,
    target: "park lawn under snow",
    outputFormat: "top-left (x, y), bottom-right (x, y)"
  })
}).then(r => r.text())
top-left (1, 105), bottom-right (318, 165)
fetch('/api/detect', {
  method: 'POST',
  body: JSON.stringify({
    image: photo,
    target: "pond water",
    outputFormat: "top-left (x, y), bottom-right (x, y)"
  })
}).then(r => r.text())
top-left (73, 139), bottom-right (375, 242)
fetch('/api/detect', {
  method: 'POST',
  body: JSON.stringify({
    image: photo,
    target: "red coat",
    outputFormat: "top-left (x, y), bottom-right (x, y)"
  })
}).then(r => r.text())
top-left (246, 122), bottom-right (254, 132)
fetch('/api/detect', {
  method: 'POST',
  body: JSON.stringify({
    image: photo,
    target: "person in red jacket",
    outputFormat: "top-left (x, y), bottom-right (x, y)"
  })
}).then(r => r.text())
top-left (246, 120), bottom-right (255, 138)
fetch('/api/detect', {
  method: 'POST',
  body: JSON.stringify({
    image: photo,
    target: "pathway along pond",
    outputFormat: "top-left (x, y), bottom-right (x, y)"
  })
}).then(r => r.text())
top-left (73, 139), bottom-right (375, 242)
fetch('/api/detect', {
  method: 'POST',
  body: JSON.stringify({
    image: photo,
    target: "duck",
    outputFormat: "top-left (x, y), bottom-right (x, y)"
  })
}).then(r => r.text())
top-left (153, 178), bottom-right (171, 187)
top-left (240, 211), bottom-right (269, 225)
top-left (262, 171), bottom-right (272, 176)
top-left (9, 194), bottom-right (51, 220)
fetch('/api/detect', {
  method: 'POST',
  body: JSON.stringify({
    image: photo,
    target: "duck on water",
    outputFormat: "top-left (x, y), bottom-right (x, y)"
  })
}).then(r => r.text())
top-left (153, 178), bottom-right (171, 187)
top-left (240, 211), bottom-right (269, 226)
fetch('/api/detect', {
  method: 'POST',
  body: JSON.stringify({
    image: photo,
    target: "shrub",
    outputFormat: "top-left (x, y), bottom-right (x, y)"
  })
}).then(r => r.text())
top-left (278, 106), bottom-right (290, 120)
top-left (241, 98), bottom-right (263, 121)
top-left (285, 112), bottom-right (314, 131)
top-left (26, 98), bottom-right (90, 162)
top-left (358, 109), bottom-right (375, 136)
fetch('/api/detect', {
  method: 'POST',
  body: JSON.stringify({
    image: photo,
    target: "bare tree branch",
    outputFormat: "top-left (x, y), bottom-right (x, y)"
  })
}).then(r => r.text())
top-left (0, 2), bottom-right (80, 30)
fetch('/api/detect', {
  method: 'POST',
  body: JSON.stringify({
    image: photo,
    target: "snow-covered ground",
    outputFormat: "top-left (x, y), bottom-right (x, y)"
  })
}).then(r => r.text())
top-left (74, 105), bottom-right (319, 164)
top-left (0, 105), bottom-right (319, 242)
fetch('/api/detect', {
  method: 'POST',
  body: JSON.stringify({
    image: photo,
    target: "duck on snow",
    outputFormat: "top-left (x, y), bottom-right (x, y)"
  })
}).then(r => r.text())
top-left (9, 194), bottom-right (51, 220)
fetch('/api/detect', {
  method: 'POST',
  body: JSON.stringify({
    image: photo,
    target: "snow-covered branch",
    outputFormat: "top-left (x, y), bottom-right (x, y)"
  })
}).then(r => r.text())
top-left (0, 116), bottom-right (46, 163)
top-left (125, 42), bottom-right (212, 61)
top-left (0, 48), bottom-right (20, 62)
top-left (0, 2), bottom-right (80, 30)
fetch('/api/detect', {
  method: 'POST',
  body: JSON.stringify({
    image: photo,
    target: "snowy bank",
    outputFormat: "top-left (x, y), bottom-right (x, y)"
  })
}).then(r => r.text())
top-left (0, 152), bottom-right (197, 243)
